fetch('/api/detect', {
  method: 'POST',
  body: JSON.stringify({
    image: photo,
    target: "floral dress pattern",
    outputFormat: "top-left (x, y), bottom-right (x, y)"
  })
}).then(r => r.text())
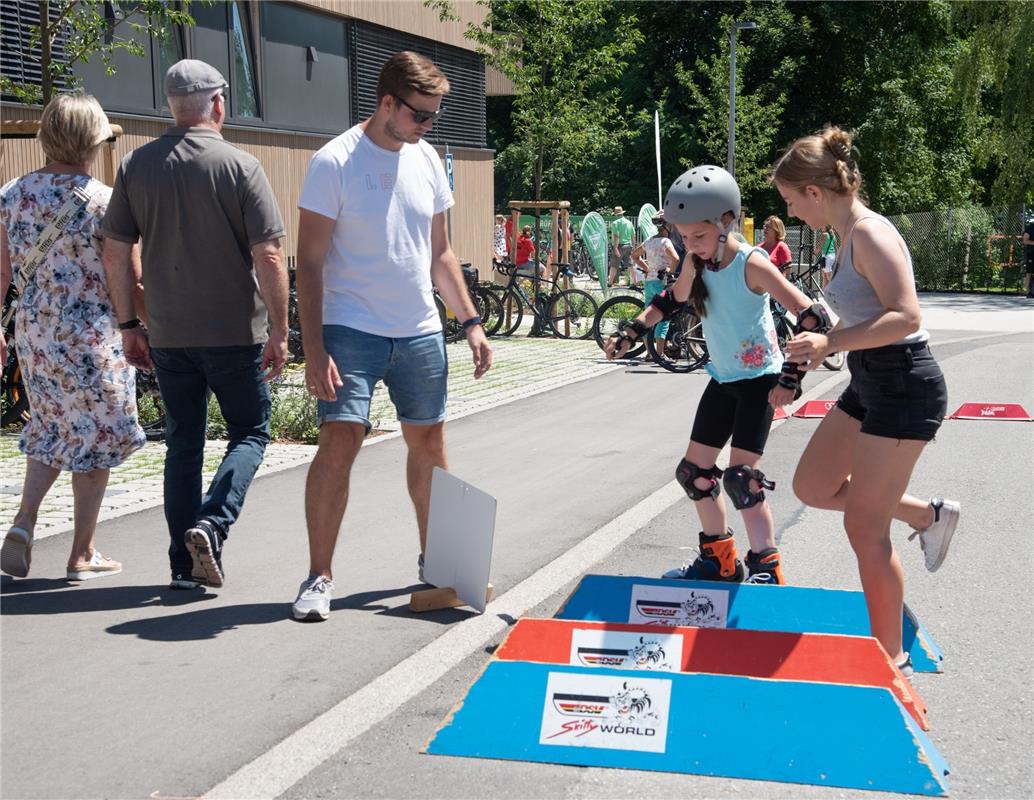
top-left (1, 173), bottom-right (145, 471)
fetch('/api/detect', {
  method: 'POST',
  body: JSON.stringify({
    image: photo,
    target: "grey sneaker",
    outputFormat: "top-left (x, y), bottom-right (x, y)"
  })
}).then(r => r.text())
top-left (292, 575), bottom-right (333, 621)
top-left (908, 497), bottom-right (959, 572)
top-left (1, 526), bottom-right (33, 578)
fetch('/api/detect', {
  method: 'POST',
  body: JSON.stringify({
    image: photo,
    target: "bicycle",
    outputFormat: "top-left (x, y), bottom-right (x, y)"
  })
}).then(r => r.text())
top-left (593, 293), bottom-right (645, 358)
top-left (646, 303), bottom-right (709, 373)
top-left (488, 260), bottom-right (598, 339)
top-left (434, 263), bottom-right (504, 342)
top-left (785, 258), bottom-right (845, 371)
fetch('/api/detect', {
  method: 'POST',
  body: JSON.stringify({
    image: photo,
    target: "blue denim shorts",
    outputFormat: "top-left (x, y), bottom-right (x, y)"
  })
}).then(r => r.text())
top-left (318, 325), bottom-right (448, 430)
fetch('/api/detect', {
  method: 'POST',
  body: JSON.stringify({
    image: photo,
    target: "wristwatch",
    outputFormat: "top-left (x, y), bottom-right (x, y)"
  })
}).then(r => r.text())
top-left (460, 315), bottom-right (483, 331)
top-left (118, 318), bottom-right (141, 330)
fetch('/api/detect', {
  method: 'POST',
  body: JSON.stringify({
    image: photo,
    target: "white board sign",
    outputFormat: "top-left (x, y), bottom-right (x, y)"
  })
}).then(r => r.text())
top-left (423, 467), bottom-right (496, 613)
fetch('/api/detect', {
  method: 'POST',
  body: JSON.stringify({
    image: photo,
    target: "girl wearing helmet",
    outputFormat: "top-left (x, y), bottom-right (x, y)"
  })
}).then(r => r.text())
top-left (606, 165), bottom-right (821, 585)
top-left (772, 126), bottom-right (959, 675)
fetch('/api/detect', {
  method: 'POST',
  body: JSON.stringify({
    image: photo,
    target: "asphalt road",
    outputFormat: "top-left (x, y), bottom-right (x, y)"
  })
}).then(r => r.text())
top-left (1, 294), bottom-right (1032, 800)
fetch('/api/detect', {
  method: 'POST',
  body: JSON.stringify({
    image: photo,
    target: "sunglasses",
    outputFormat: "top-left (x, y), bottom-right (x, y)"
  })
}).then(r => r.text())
top-left (394, 94), bottom-right (446, 124)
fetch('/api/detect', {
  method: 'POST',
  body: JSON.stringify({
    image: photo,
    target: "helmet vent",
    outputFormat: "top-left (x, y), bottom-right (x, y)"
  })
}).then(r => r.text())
top-left (678, 203), bottom-right (685, 209)
top-left (704, 176), bottom-right (710, 182)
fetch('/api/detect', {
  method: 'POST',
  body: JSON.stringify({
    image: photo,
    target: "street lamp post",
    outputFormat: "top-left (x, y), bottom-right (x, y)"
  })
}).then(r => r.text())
top-left (727, 19), bottom-right (758, 178)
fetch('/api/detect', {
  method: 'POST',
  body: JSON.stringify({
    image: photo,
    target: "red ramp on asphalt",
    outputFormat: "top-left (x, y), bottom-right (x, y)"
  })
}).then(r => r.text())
top-left (948, 402), bottom-right (1032, 421)
top-left (793, 399), bottom-right (837, 418)
top-left (495, 617), bottom-right (929, 730)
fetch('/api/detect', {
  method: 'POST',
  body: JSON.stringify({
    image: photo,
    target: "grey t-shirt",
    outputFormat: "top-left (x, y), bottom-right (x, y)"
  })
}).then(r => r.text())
top-left (102, 126), bottom-right (285, 348)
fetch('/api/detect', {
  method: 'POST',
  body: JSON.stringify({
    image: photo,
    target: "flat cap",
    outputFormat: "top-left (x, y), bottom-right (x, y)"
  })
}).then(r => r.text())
top-left (164, 59), bottom-right (227, 97)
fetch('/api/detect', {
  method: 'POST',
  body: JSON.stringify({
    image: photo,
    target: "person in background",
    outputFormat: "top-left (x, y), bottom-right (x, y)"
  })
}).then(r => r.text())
top-left (102, 59), bottom-right (289, 591)
top-left (1, 92), bottom-right (145, 582)
top-left (761, 215), bottom-right (793, 276)
top-left (722, 210), bottom-right (748, 244)
top-left (814, 224), bottom-right (837, 288)
top-left (493, 214), bottom-right (508, 263)
top-left (608, 206), bottom-right (635, 287)
top-left (630, 213), bottom-right (679, 360)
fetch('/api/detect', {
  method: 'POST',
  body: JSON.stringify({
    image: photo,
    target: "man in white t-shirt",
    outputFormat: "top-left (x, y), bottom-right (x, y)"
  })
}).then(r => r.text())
top-left (291, 51), bottom-right (492, 621)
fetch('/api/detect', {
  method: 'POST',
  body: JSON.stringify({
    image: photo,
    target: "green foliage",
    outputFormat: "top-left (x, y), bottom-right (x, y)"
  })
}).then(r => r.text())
top-left (431, 0), bottom-right (643, 206)
top-left (471, 0), bottom-right (1022, 223)
top-left (951, 1), bottom-right (1034, 205)
top-left (0, 0), bottom-right (198, 106)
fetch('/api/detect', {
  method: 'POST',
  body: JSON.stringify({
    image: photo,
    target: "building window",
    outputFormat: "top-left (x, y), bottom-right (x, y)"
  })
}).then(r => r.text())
top-left (260, 2), bottom-right (349, 133)
top-left (229, 1), bottom-right (259, 118)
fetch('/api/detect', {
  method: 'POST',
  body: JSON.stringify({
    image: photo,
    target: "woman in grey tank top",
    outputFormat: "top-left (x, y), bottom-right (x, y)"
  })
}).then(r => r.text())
top-left (771, 126), bottom-right (960, 677)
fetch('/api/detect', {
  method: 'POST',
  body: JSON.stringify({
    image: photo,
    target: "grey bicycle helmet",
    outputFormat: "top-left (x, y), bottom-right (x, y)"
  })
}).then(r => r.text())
top-left (663, 165), bottom-right (741, 226)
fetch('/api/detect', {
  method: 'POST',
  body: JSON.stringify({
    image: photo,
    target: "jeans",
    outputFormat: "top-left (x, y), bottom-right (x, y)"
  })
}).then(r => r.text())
top-left (151, 345), bottom-right (271, 575)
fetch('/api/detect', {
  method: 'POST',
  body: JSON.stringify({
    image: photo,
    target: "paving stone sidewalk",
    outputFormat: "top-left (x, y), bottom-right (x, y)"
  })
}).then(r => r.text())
top-left (1, 336), bottom-right (622, 539)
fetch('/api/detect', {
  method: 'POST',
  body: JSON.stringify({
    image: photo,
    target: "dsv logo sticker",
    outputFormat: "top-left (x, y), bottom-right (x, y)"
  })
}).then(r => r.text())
top-left (545, 681), bottom-right (658, 740)
top-left (575, 636), bottom-right (668, 669)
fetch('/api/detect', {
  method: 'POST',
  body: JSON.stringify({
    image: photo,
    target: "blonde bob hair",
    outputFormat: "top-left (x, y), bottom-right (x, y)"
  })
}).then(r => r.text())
top-left (763, 216), bottom-right (786, 241)
top-left (37, 92), bottom-right (112, 165)
top-left (770, 124), bottom-right (863, 196)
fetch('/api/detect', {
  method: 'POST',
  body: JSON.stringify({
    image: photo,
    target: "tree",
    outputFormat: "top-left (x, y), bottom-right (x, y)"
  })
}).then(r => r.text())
top-left (431, 0), bottom-right (643, 209)
top-left (952, 0), bottom-right (1034, 205)
top-left (1, 0), bottom-right (198, 107)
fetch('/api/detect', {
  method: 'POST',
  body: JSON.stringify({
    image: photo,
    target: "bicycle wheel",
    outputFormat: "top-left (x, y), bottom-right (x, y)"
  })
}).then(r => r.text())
top-left (646, 305), bottom-right (709, 373)
top-left (475, 286), bottom-right (504, 337)
top-left (548, 289), bottom-right (598, 339)
top-left (435, 294), bottom-right (464, 343)
top-left (593, 294), bottom-right (645, 358)
top-left (822, 349), bottom-right (846, 371)
top-left (499, 290), bottom-right (524, 336)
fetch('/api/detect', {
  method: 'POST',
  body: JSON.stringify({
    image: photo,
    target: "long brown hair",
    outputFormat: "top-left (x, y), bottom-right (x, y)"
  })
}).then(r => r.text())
top-left (688, 254), bottom-right (709, 318)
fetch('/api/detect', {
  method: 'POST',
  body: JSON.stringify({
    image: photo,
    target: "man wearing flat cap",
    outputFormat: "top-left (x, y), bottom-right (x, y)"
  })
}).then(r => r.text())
top-left (102, 59), bottom-right (289, 592)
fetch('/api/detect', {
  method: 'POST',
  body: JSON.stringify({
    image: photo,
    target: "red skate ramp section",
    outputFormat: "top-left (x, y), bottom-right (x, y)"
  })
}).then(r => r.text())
top-left (496, 618), bottom-right (929, 730)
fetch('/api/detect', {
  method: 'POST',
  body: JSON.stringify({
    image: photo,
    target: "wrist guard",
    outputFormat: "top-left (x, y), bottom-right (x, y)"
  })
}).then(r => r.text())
top-left (796, 302), bottom-right (832, 335)
top-left (609, 318), bottom-right (647, 349)
top-left (648, 288), bottom-right (683, 319)
top-left (777, 361), bottom-right (805, 400)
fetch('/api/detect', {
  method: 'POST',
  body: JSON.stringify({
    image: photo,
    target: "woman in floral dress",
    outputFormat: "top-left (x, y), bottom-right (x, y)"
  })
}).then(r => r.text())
top-left (0, 92), bottom-right (145, 581)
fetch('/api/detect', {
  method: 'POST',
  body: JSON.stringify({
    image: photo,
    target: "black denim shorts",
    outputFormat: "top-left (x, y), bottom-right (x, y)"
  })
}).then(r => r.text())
top-left (836, 341), bottom-right (947, 441)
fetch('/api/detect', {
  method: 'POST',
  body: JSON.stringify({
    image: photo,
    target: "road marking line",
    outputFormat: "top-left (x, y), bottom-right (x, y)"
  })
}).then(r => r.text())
top-left (204, 481), bottom-right (685, 799)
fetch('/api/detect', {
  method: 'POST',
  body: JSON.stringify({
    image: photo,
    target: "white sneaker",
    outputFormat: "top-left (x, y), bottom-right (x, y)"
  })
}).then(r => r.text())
top-left (1, 526), bottom-right (33, 578)
top-left (908, 497), bottom-right (960, 572)
top-left (67, 551), bottom-right (122, 581)
top-left (292, 575), bottom-right (333, 621)
top-left (895, 653), bottom-right (914, 679)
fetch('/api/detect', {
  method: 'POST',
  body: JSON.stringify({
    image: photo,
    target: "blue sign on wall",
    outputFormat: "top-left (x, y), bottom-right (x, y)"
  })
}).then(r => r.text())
top-left (445, 152), bottom-right (454, 191)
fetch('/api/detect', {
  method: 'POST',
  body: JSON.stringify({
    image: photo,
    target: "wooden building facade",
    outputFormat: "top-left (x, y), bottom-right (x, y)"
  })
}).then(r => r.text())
top-left (1, 0), bottom-right (500, 269)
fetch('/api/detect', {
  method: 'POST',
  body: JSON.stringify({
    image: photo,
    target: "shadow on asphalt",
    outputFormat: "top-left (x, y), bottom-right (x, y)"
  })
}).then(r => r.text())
top-left (105, 602), bottom-right (287, 640)
top-left (0, 578), bottom-right (215, 614)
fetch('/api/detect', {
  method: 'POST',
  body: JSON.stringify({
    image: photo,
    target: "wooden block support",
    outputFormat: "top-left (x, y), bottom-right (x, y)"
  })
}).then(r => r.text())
top-left (410, 584), bottom-right (493, 613)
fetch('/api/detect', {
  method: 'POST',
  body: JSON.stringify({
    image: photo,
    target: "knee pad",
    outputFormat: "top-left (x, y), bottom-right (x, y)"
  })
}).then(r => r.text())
top-left (723, 465), bottom-right (775, 509)
top-left (675, 458), bottom-right (723, 502)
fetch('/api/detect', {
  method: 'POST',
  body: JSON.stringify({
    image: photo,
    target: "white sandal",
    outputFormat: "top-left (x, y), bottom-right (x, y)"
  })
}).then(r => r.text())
top-left (1, 526), bottom-right (33, 578)
top-left (67, 551), bottom-right (122, 581)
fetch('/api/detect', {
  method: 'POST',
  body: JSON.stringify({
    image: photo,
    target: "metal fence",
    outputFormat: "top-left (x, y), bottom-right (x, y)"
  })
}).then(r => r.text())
top-left (767, 204), bottom-right (1031, 294)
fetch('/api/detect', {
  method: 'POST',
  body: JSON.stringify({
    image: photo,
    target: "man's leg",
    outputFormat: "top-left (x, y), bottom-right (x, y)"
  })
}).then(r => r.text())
top-left (151, 347), bottom-right (209, 578)
top-left (400, 422), bottom-right (447, 553)
top-left (304, 422), bottom-right (365, 578)
top-left (195, 345), bottom-right (271, 536)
